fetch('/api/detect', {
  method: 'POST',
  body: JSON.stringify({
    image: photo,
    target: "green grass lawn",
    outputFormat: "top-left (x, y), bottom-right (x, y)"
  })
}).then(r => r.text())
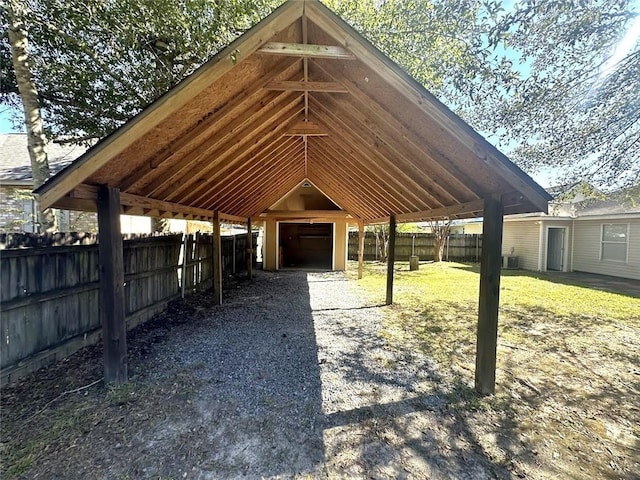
top-left (348, 261), bottom-right (640, 479)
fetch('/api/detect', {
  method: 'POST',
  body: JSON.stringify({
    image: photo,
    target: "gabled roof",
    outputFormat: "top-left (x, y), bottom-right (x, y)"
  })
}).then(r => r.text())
top-left (34, 0), bottom-right (551, 224)
top-left (576, 194), bottom-right (640, 217)
top-left (0, 133), bottom-right (86, 184)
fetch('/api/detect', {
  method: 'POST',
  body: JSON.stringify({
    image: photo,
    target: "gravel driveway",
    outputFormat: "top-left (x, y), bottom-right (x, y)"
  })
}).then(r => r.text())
top-left (2, 270), bottom-right (509, 479)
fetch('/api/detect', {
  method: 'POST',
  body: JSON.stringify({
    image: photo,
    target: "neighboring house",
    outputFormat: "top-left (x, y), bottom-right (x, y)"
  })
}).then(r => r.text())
top-left (502, 189), bottom-right (640, 280)
top-left (0, 133), bottom-right (98, 232)
top-left (450, 218), bottom-right (483, 234)
top-left (0, 133), bottom-right (151, 233)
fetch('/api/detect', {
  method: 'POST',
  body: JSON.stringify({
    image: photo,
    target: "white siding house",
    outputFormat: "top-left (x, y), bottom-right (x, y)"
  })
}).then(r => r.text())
top-left (501, 194), bottom-right (640, 280)
top-left (572, 217), bottom-right (640, 280)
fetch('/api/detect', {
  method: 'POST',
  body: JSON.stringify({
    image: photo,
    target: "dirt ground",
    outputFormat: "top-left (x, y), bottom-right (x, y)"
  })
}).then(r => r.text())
top-left (1, 269), bottom-right (638, 479)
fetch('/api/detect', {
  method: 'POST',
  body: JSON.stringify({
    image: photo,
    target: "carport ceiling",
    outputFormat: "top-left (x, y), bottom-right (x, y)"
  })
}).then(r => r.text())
top-left (36, 0), bottom-right (552, 223)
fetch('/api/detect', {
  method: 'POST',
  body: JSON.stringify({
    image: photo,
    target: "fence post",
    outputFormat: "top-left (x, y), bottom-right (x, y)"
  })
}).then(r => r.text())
top-left (232, 234), bottom-right (236, 275)
top-left (246, 218), bottom-right (253, 279)
top-left (212, 212), bottom-right (222, 305)
top-left (180, 234), bottom-right (188, 298)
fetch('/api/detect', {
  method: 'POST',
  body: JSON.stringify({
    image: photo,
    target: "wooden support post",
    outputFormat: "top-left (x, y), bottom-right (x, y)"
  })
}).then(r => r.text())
top-left (97, 185), bottom-right (127, 385)
top-left (475, 194), bottom-right (504, 395)
top-left (386, 214), bottom-right (396, 305)
top-left (358, 221), bottom-right (364, 279)
top-left (212, 211), bottom-right (223, 305)
top-left (246, 217), bottom-right (253, 280)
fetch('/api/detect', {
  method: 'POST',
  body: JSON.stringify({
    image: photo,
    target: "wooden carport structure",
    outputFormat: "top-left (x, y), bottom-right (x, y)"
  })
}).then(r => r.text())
top-left (34, 0), bottom-right (552, 394)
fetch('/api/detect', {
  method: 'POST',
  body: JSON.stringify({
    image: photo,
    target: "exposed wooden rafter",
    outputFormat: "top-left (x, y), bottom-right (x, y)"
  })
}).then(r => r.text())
top-left (53, 184), bottom-right (248, 224)
top-left (366, 199), bottom-right (486, 224)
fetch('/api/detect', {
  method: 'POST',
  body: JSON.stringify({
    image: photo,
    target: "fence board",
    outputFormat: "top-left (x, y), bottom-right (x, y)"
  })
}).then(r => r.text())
top-left (1, 232), bottom-right (258, 385)
top-left (347, 232), bottom-right (482, 262)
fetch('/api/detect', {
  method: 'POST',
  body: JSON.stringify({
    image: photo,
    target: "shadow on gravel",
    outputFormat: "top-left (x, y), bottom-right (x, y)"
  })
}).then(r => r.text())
top-left (320, 306), bottom-right (513, 479)
top-left (1, 271), bottom-right (326, 479)
top-left (4, 270), bottom-right (586, 478)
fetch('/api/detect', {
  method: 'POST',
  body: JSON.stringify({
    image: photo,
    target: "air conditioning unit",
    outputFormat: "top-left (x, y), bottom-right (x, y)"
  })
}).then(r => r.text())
top-left (502, 255), bottom-right (519, 269)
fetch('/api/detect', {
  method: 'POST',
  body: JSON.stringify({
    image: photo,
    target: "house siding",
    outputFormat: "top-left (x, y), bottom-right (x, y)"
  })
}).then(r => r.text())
top-left (572, 218), bottom-right (640, 280)
top-left (0, 187), bottom-right (33, 231)
top-left (502, 220), bottom-right (541, 271)
top-left (0, 186), bottom-right (98, 233)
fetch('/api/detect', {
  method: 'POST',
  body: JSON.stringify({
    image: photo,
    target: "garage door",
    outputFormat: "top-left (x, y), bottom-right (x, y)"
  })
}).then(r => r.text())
top-left (279, 223), bottom-right (333, 269)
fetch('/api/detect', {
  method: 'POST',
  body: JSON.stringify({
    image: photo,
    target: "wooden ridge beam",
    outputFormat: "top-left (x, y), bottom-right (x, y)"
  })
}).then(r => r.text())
top-left (258, 42), bottom-right (355, 60)
top-left (366, 199), bottom-right (485, 225)
top-left (265, 80), bottom-right (348, 93)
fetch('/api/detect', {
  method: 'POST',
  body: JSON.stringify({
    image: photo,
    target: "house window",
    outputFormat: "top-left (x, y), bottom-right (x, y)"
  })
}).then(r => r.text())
top-left (601, 224), bottom-right (628, 262)
top-left (21, 199), bottom-right (35, 233)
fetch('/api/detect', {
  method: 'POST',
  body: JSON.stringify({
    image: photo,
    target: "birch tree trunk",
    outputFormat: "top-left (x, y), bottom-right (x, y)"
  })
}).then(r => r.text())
top-left (7, 0), bottom-right (56, 232)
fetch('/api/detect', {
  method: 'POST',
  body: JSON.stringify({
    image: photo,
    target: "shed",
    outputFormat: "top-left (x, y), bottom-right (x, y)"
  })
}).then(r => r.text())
top-left (34, 0), bottom-right (552, 393)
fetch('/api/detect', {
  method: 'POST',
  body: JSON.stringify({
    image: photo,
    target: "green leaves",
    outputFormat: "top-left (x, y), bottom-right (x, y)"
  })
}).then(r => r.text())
top-left (5, 0), bottom-right (637, 192)
top-left (475, 0), bottom-right (639, 191)
top-left (9, 0), bottom-right (278, 142)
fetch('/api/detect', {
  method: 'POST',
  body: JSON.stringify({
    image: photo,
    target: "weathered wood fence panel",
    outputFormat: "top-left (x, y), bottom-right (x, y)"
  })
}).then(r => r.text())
top-left (0, 232), bottom-right (258, 385)
top-left (348, 232), bottom-right (482, 262)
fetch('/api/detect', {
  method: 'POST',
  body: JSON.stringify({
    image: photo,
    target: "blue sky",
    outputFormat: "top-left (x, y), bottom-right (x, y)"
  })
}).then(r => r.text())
top-left (0, 105), bottom-right (21, 133)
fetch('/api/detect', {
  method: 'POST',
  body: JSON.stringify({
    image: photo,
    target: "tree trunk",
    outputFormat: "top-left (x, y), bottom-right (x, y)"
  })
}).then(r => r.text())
top-left (7, 0), bottom-right (56, 232)
top-left (374, 225), bottom-right (389, 263)
top-left (429, 219), bottom-right (451, 262)
top-left (150, 217), bottom-right (168, 233)
top-left (433, 238), bottom-right (445, 262)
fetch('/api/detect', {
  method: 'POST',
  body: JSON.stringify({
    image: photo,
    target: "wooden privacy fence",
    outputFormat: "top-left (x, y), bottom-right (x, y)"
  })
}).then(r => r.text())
top-left (348, 232), bottom-right (482, 262)
top-left (0, 232), bottom-right (257, 385)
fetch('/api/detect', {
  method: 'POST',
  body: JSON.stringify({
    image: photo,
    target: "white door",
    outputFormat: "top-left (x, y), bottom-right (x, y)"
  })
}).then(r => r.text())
top-left (547, 228), bottom-right (565, 271)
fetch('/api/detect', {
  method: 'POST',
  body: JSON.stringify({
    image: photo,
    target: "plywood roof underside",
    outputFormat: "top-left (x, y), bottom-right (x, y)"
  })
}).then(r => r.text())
top-left (36, 0), bottom-right (551, 224)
